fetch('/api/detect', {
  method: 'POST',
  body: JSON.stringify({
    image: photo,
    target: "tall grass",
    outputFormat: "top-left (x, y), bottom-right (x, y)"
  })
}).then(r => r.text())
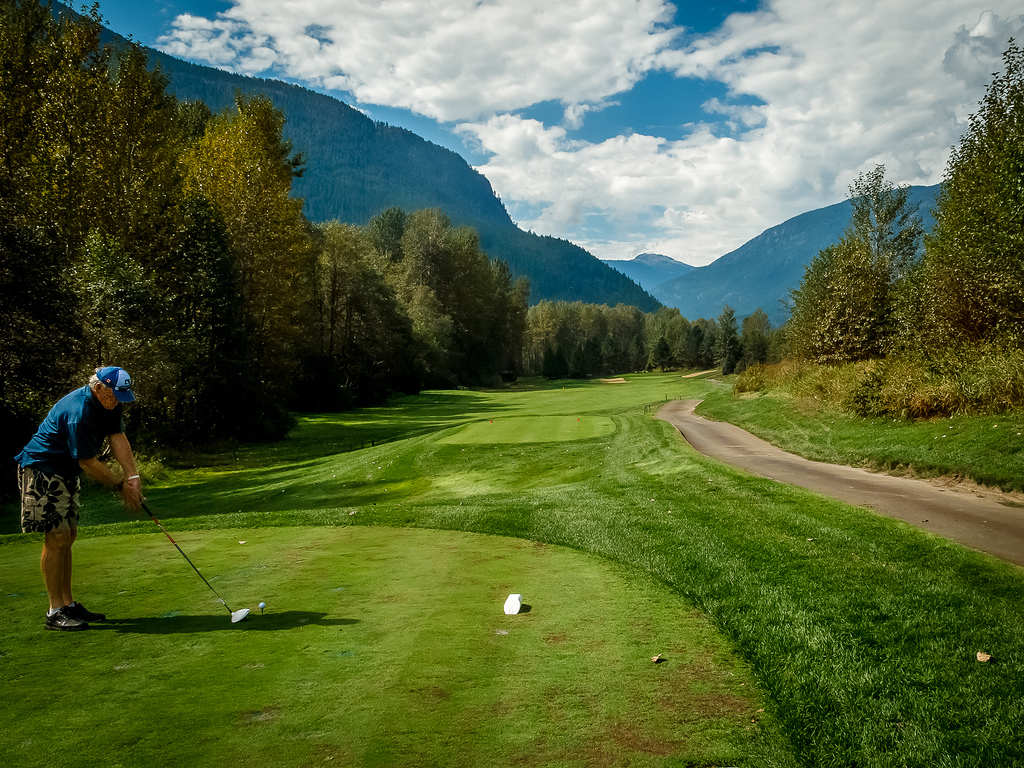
top-left (736, 344), bottom-right (1024, 418)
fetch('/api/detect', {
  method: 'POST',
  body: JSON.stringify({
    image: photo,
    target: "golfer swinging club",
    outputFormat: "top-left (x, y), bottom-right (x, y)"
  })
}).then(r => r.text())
top-left (15, 366), bottom-right (144, 631)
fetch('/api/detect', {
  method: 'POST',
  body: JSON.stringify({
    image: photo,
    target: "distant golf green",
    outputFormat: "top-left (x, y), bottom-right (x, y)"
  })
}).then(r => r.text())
top-left (440, 415), bottom-right (616, 444)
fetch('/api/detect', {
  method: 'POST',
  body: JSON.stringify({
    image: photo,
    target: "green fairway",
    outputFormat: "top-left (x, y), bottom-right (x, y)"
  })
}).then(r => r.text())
top-left (0, 526), bottom-right (777, 768)
top-left (440, 415), bottom-right (616, 444)
top-left (4, 372), bottom-right (1024, 767)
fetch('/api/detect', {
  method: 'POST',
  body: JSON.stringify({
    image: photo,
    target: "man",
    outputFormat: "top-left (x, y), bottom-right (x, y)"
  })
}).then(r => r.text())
top-left (15, 366), bottom-right (144, 631)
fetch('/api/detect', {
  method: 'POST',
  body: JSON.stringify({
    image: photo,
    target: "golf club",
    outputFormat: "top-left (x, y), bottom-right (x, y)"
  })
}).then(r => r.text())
top-left (141, 503), bottom-right (250, 623)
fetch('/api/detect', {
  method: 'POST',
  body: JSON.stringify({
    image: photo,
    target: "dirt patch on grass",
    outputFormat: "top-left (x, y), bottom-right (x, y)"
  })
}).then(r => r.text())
top-left (580, 723), bottom-right (693, 768)
top-left (599, 377), bottom-right (627, 383)
top-left (242, 705), bottom-right (282, 723)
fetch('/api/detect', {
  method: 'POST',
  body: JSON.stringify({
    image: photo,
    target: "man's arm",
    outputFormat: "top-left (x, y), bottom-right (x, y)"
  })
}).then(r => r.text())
top-left (79, 432), bottom-right (143, 511)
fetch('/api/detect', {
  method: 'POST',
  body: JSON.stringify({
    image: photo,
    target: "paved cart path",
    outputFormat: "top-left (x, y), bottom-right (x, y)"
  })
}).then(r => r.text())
top-left (658, 399), bottom-right (1024, 567)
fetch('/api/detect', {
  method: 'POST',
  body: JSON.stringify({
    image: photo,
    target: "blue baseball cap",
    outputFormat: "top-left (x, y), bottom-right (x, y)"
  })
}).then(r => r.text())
top-left (96, 366), bottom-right (135, 403)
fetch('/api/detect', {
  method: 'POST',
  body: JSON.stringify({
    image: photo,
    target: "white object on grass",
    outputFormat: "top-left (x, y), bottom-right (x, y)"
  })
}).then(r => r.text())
top-left (503, 594), bottom-right (522, 615)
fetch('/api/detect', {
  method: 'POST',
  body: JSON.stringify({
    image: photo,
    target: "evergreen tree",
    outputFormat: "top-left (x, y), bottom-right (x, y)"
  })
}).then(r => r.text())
top-left (651, 336), bottom-right (673, 371)
top-left (738, 309), bottom-right (771, 372)
top-left (715, 306), bottom-right (741, 374)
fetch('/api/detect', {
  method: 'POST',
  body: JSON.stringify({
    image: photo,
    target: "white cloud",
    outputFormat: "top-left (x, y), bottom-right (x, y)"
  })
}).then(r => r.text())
top-left (465, 2), bottom-right (1024, 264)
top-left (158, 0), bottom-right (678, 122)
top-left (158, 0), bottom-right (1024, 267)
top-left (943, 10), bottom-right (1024, 89)
top-left (157, 13), bottom-right (276, 71)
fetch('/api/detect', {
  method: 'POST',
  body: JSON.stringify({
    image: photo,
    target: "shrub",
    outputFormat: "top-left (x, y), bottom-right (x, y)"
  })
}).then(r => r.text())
top-left (737, 346), bottom-right (1024, 419)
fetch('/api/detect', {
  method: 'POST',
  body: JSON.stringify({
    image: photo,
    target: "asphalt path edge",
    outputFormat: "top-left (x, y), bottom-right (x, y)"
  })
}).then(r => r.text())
top-left (658, 399), bottom-right (1024, 568)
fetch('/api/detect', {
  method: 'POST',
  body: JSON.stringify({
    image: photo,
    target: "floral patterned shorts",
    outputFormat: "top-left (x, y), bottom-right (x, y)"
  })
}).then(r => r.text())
top-left (18, 466), bottom-right (80, 534)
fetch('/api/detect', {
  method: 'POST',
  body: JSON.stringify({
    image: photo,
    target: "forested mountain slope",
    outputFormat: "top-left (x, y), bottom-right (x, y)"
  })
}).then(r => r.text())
top-left (125, 39), bottom-right (660, 310)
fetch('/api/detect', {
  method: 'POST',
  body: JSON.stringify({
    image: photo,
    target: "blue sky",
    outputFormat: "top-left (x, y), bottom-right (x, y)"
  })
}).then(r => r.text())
top-left (96, 0), bottom-right (1023, 265)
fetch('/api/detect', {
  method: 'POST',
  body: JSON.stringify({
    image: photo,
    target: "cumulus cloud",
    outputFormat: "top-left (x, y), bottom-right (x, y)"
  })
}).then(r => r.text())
top-left (158, 0), bottom-right (678, 122)
top-left (158, 0), bottom-right (1024, 267)
top-left (943, 10), bottom-right (1024, 90)
top-left (465, 1), bottom-right (1024, 264)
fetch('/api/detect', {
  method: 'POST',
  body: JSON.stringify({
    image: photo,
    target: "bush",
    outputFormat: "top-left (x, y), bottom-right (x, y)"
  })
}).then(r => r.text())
top-left (737, 345), bottom-right (1024, 419)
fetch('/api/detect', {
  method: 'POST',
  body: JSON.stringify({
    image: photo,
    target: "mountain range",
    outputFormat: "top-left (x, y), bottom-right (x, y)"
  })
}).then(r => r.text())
top-left (651, 184), bottom-right (941, 324)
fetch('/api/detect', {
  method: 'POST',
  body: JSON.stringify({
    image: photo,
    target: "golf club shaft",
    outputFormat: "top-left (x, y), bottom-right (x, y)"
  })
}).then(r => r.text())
top-left (141, 503), bottom-right (234, 614)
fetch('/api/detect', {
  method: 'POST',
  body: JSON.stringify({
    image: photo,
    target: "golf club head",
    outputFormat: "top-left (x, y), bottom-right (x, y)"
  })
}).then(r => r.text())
top-left (231, 608), bottom-right (250, 623)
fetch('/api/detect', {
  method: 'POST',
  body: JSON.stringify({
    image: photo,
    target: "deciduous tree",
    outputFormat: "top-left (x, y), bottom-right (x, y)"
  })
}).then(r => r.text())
top-left (916, 40), bottom-right (1024, 347)
top-left (787, 166), bottom-right (922, 362)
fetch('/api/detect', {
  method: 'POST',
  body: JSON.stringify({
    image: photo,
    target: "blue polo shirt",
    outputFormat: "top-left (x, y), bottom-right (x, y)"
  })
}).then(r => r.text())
top-left (15, 386), bottom-right (125, 478)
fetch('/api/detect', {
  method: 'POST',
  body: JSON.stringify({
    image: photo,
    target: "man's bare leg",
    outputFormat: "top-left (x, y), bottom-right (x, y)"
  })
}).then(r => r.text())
top-left (41, 528), bottom-right (76, 610)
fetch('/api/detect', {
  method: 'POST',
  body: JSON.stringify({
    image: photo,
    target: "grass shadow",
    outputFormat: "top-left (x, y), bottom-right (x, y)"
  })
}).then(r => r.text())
top-left (91, 611), bottom-right (360, 634)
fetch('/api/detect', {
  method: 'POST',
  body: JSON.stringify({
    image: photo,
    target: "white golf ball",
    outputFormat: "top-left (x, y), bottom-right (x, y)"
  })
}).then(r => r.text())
top-left (258, 602), bottom-right (266, 609)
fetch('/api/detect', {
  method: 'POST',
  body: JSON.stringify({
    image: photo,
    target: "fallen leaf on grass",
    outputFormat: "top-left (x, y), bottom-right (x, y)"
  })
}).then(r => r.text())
top-left (977, 651), bottom-right (992, 663)
top-left (651, 654), bottom-right (664, 663)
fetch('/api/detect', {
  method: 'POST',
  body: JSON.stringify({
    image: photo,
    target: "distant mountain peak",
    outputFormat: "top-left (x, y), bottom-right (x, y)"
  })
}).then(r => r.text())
top-left (601, 253), bottom-right (695, 293)
top-left (632, 252), bottom-right (696, 268)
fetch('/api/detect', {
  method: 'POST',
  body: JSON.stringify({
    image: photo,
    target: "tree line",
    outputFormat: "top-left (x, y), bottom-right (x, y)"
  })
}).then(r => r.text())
top-left (523, 302), bottom-right (780, 379)
top-left (0, 1), bottom-right (528, 471)
top-left (770, 41), bottom-right (1024, 416)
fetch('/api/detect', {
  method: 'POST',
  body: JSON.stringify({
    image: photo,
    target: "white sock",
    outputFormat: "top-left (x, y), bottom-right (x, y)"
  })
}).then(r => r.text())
top-left (47, 608), bottom-right (60, 616)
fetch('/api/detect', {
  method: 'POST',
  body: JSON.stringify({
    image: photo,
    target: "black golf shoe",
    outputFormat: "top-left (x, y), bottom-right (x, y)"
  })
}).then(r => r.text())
top-left (65, 602), bottom-right (106, 622)
top-left (44, 607), bottom-right (89, 631)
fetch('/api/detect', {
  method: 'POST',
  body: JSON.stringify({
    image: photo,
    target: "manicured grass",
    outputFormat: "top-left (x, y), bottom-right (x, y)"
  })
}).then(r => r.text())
top-left (0, 526), bottom-right (775, 768)
top-left (697, 385), bottom-right (1024, 492)
top-left (4, 372), bottom-right (1024, 767)
top-left (439, 415), bottom-right (616, 444)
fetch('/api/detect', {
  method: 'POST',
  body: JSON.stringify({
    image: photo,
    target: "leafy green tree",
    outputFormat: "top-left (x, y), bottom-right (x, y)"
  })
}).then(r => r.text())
top-left (739, 308), bottom-right (771, 371)
top-left (90, 44), bottom-right (183, 254)
top-left (152, 196), bottom-right (248, 442)
top-left (606, 304), bottom-right (645, 372)
top-left (0, 219), bottom-right (79, 480)
top-left (4, 2), bottom-right (111, 254)
top-left (487, 259), bottom-right (530, 380)
top-left (694, 318), bottom-right (718, 368)
top-left (787, 166), bottom-right (923, 362)
top-left (915, 41), bottom-right (1024, 347)
top-left (298, 220), bottom-right (418, 409)
top-left (367, 207), bottom-right (407, 264)
top-left (541, 344), bottom-right (569, 379)
top-left (1, 3), bottom-right (146, 471)
top-left (182, 92), bottom-right (310, 430)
